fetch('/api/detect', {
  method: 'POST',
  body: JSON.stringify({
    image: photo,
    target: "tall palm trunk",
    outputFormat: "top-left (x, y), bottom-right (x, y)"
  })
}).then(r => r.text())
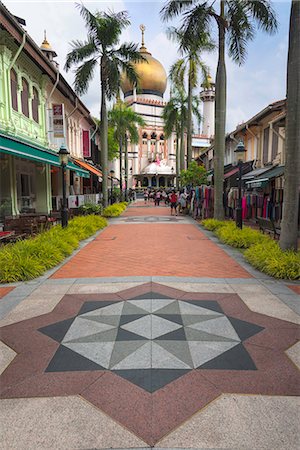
top-left (119, 136), bottom-right (123, 201)
top-left (100, 59), bottom-right (108, 207)
top-left (125, 133), bottom-right (128, 201)
top-left (180, 119), bottom-right (185, 172)
top-left (279, 0), bottom-right (300, 251)
top-left (214, 0), bottom-right (226, 220)
top-left (176, 134), bottom-right (180, 187)
top-left (186, 57), bottom-right (193, 168)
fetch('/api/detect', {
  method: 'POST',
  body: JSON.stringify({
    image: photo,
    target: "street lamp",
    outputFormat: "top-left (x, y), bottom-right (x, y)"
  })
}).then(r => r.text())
top-left (234, 140), bottom-right (246, 229)
top-left (58, 143), bottom-right (70, 228)
top-left (109, 169), bottom-right (115, 205)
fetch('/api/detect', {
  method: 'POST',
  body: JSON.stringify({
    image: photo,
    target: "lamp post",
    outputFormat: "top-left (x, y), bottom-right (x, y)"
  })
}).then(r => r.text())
top-left (171, 166), bottom-right (174, 187)
top-left (234, 140), bottom-right (246, 229)
top-left (58, 143), bottom-right (70, 228)
top-left (109, 170), bottom-right (115, 205)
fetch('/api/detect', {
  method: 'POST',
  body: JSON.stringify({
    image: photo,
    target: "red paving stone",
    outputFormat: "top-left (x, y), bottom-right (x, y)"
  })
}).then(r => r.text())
top-left (1, 283), bottom-right (299, 445)
top-left (288, 285), bottom-right (300, 295)
top-left (122, 205), bottom-right (171, 216)
top-left (0, 287), bottom-right (14, 299)
top-left (51, 223), bottom-right (252, 279)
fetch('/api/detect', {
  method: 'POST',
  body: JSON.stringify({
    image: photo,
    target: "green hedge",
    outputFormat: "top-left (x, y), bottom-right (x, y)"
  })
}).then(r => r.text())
top-left (202, 219), bottom-right (299, 279)
top-left (0, 215), bottom-right (107, 283)
top-left (78, 202), bottom-right (103, 216)
top-left (216, 223), bottom-right (270, 249)
top-left (245, 241), bottom-right (300, 280)
top-left (102, 202), bottom-right (128, 218)
top-left (201, 219), bottom-right (229, 231)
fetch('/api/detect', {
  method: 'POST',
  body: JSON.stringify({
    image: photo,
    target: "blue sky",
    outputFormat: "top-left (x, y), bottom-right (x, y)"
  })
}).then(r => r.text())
top-left (4, 1), bottom-right (291, 131)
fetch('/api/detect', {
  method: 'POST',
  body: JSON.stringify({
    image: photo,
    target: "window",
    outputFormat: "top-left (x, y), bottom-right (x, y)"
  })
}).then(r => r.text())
top-left (10, 69), bottom-right (18, 111)
top-left (32, 87), bottom-right (39, 123)
top-left (21, 78), bottom-right (29, 117)
top-left (263, 127), bottom-right (269, 164)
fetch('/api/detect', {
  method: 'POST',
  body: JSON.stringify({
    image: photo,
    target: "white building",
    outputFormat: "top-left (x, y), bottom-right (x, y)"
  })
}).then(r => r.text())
top-left (117, 25), bottom-right (176, 188)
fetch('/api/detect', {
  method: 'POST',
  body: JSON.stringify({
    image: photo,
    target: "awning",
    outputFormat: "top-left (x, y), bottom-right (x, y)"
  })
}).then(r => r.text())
top-left (67, 161), bottom-right (90, 178)
top-left (242, 166), bottom-right (272, 181)
top-left (74, 159), bottom-right (102, 178)
top-left (246, 165), bottom-right (285, 188)
top-left (224, 167), bottom-right (239, 179)
top-left (0, 134), bottom-right (89, 178)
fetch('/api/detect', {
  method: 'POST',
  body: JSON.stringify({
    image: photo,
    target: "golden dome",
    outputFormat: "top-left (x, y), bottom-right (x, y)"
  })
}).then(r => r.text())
top-left (40, 30), bottom-right (57, 56)
top-left (121, 25), bottom-right (167, 98)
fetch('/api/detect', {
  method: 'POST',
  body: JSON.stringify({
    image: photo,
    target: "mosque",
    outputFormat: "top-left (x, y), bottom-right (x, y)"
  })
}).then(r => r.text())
top-left (112, 25), bottom-right (216, 189)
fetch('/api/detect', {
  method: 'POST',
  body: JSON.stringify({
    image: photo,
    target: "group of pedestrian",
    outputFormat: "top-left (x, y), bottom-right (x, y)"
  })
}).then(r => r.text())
top-left (143, 188), bottom-right (188, 216)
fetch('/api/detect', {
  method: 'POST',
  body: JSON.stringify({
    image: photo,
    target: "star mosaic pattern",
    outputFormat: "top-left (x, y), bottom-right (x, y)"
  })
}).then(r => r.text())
top-left (39, 292), bottom-right (264, 392)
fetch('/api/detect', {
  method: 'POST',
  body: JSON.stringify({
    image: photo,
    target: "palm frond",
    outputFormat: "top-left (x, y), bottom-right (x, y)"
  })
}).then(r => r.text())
top-left (75, 3), bottom-right (101, 43)
top-left (169, 59), bottom-right (186, 89)
top-left (160, 0), bottom-right (195, 22)
top-left (180, 3), bottom-right (213, 46)
top-left (104, 58), bottom-right (120, 100)
top-left (112, 42), bottom-right (146, 63)
top-left (73, 58), bottom-right (98, 95)
top-left (245, 0), bottom-right (278, 34)
top-left (226, 0), bottom-right (255, 64)
top-left (64, 38), bottom-right (97, 72)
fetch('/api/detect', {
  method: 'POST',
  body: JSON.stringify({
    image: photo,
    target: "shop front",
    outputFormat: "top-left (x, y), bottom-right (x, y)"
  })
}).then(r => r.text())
top-left (0, 133), bottom-right (89, 221)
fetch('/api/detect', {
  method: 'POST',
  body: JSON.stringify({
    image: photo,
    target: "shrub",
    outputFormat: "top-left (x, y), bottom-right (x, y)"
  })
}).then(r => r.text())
top-left (0, 215), bottom-right (107, 283)
top-left (78, 202), bottom-right (103, 216)
top-left (202, 219), bottom-right (228, 231)
top-left (216, 223), bottom-right (270, 249)
top-left (102, 202), bottom-right (127, 217)
top-left (245, 241), bottom-right (300, 280)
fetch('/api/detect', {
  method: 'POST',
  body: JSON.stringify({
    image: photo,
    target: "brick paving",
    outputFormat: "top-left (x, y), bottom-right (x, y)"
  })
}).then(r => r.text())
top-left (0, 287), bottom-right (14, 299)
top-left (1, 202), bottom-right (299, 449)
top-left (288, 285), bottom-right (300, 295)
top-left (52, 222), bottom-right (252, 279)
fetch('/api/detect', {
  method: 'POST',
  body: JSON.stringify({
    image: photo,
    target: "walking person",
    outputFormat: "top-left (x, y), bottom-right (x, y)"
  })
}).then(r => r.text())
top-left (155, 190), bottom-right (161, 206)
top-left (170, 190), bottom-right (178, 216)
top-left (144, 189), bottom-right (149, 204)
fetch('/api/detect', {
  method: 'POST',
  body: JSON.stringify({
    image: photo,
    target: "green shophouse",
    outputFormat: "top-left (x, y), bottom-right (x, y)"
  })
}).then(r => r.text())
top-left (0, 4), bottom-right (89, 222)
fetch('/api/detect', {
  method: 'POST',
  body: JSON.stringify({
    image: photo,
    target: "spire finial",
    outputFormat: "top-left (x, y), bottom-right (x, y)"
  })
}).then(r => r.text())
top-left (140, 24), bottom-right (145, 47)
top-left (44, 29), bottom-right (47, 41)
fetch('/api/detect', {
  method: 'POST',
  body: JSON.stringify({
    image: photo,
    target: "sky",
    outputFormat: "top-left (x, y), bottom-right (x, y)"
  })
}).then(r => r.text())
top-left (3, 0), bottom-right (291, 132)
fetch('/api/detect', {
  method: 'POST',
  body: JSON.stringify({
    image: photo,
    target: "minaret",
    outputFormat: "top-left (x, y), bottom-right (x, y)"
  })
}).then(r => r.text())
top-left (200, 74), bottom-right (215, 138)
top-left (40, 31), bottom-right (59, 68)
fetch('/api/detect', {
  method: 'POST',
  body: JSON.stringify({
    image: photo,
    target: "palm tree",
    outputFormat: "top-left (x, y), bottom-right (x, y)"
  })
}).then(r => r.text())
top-left (167, 27), bottom-right (213, 168)
top-left (279, 1), bottom-right (300, 251)
top-left (163, 86), bottom-right (201, 178)
top-left (109, 100), bottom-right (145, 200)
top-left (161, 0), bottom-right (278, 220)
top-left (65, 4), bottom-right (144, 206)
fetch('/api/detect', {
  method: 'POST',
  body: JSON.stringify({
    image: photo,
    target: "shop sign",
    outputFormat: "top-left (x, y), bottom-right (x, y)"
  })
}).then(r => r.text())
top-left (82, 130), bottom-right (91, 158)
top-left (52, 104), bottom-right (65, 138)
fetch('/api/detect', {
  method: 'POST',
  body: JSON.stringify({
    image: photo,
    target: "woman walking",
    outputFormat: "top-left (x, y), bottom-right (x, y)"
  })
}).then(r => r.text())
top-left (170, 190), bottom-right (178, 216)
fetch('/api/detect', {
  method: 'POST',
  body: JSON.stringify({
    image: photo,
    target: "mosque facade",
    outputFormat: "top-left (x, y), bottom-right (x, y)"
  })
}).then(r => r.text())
top-left (111, 25), bottom-right (215, 190)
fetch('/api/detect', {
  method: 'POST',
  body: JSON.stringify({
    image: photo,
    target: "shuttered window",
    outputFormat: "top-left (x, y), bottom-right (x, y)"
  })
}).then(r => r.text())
top-left (263, 127), bottom-right (269, 164)
top-left (21, 78), bottom-right (29, 118)
top-left (10, 69), bottom-right (18, 111)
top-left (32, 87), bottom-right (39, 123)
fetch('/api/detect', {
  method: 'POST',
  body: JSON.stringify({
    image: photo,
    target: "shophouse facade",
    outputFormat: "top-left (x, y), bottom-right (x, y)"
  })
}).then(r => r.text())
top-left (0, 3), bottom-right (101, 222)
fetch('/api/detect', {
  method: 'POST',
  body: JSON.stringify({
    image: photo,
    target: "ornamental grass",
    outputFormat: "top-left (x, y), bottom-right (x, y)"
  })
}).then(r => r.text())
top-left (202, 218), bottom-right (299, 279)
top-left (245, 241), bottom-right (300, 280)
top-left (102, 202), bottom-right (128, 218)
top-left (0, 215), bottom-right (107, 283)
top-left (215, 223), bottom-right (270, 249)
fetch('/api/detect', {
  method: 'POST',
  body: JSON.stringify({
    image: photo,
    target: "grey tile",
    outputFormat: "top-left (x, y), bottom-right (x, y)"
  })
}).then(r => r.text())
top-left (111, 342), bottom-right (151, 369)
top-left (152, 342), bottom-right (191, 369)
top-left (64, 341), bottom-right (115, 369)
top-left (109, 340), bottom-right (146, 368)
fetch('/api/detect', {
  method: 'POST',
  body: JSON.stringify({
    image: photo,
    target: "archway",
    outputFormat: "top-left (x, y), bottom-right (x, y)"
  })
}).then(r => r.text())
top-left (159, 176), bottom-right (165, 187)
